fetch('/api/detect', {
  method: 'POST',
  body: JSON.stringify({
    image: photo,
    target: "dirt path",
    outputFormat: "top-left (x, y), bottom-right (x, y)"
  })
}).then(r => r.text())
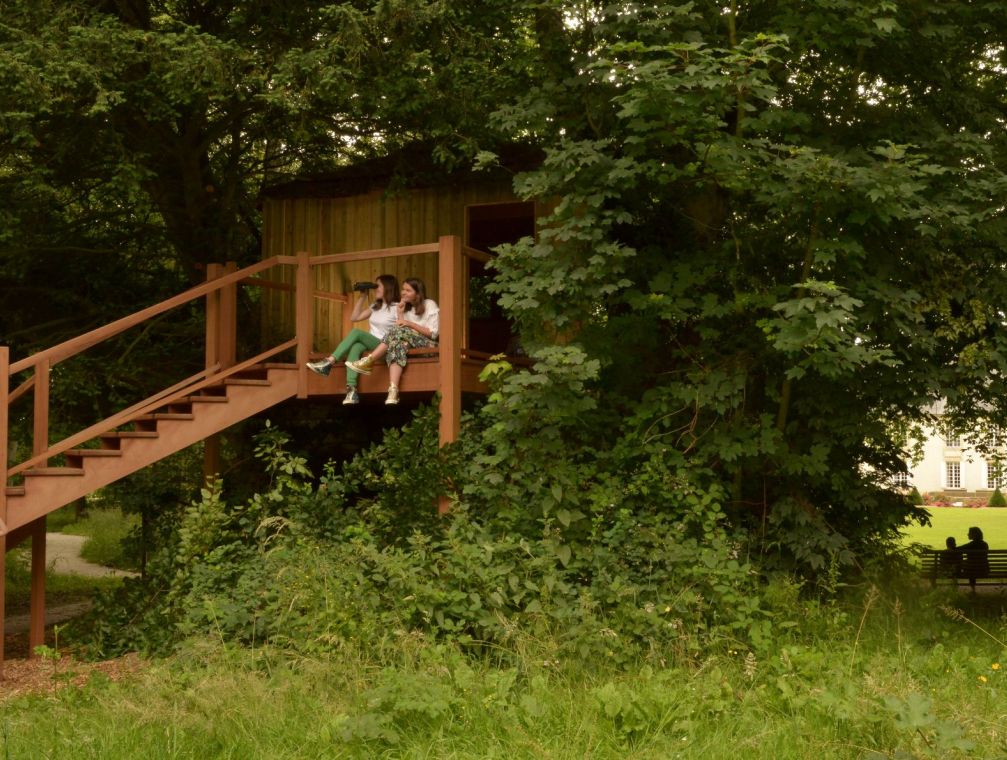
top-left (44, 533), bottom-right (136, 579)
top-left (4, 533), bottom-right (137, 636)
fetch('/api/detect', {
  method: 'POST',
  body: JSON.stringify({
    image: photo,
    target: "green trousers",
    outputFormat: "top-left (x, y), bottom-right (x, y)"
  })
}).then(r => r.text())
top-left (331, 328), bottom-right (381, 387)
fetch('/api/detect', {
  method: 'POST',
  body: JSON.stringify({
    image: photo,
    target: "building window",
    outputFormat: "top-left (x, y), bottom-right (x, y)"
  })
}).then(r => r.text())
top-left (893, 472), bottom-right (909, 488)
top-left (946, 462), bottom-right (962, 489)
top-left (987, 464), bottom-right (1006, 490)
top-left (944, 432), bottom-right (961, 448)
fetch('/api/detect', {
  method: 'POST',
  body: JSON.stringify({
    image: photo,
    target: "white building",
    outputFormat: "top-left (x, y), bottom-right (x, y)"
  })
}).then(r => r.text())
top-left (905, 426), bottom-right (1005, 495)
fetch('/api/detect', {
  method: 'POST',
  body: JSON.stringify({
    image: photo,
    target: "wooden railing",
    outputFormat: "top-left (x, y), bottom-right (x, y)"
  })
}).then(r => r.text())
top-left (1, 236), bottom-right (484, 529)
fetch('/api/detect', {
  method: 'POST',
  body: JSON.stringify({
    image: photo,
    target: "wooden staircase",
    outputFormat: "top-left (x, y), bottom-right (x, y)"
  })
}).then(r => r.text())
top-left (2, 235), bottom-right (492, 676)
top-left (4, 365), bottom-right (298, 537)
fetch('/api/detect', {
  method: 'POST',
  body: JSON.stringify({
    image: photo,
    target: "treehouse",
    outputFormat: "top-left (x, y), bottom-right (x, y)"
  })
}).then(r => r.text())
top-left (258, 149), bottom-right (541, 404)
top-left (0, 151), bottom-right (541, 675)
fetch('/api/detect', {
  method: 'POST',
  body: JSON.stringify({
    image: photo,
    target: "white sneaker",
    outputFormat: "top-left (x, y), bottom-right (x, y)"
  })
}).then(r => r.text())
top-left (306, 358), bottom-right (333, 376)
top-left (385, 385), bottom-right (400, 405)
top-left (342, 387), bottom-right (360, 405)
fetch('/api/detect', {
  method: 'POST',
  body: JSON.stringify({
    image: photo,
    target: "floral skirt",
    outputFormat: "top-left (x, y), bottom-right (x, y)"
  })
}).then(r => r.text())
top-left (383, 325), bottom-right (438, 367)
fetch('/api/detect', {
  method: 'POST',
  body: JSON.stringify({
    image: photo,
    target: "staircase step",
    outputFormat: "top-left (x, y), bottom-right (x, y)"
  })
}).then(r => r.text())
top-left (5, 486), bottom-right (25, 497)
top-left (136, 412), bottom-right (196, 422)
top-left (66, 449), bottom-right (123, 458)
top-left (65, 448), bottom-right (124, 468)
top-left (263, 362), bottom-right (297, 369)
top-left (223, 378), bottom-right (271, 387)
top-left (99, 430), bottom-right (160, 449)
top-left (161, 401), bottom-right (194, 412)
top-left (188, 395), bottom-right (229, 404)
top-left (23, 467), bottom-right (85, 477)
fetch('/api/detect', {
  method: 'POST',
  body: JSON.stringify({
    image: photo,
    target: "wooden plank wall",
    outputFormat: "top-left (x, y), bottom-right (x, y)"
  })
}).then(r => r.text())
top-left (260, 182), bottom-right (516, 353)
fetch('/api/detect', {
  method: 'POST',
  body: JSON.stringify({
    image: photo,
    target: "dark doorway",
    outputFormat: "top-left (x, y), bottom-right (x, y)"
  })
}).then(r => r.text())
top-left (465, 203), bottom-right (535, 355)
top-left (466, 201), bottom-right (536, 253)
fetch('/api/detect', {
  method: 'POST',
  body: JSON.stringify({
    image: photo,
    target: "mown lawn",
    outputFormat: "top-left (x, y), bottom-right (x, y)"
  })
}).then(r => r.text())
top-left (901, 507), bottom-right (1007, 549)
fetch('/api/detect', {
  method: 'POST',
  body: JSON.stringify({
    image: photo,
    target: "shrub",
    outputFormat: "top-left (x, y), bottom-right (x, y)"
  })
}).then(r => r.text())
top-left (988, 488), bottom-right (1006, 508)
top-left (79, 412), bottom-right (766, 663)
top-left (909, 486), bottom-right (924, 506)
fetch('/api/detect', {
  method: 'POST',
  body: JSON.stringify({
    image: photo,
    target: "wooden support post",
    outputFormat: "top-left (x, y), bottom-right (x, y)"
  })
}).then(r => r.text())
top-left (0, 531), bottom-right (5, 681)
top-left (204, 264), bottom-right (223, 482)
top-left (218, 261), bottom-right (238, 370)
top-left (203, 436), bottom-right (221, 484)
top-left (205, 263), bottom-right (222, 371)
top-left (33, 359), bottom-right (49, 468)
top-left (1, 346), bottom-right (9, 679)
top-left (437, 236), bottom-right (463, 514)
top-left (29, 516), bottom-right (46, 654)
top-left (295, 251), bottom-right (312, 399)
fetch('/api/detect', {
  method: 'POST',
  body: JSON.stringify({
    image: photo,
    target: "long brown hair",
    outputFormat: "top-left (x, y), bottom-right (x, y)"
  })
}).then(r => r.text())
top-left (402, 277), bottom-right (428, 316)
top-left (373, 274), bottom-right (400, 309)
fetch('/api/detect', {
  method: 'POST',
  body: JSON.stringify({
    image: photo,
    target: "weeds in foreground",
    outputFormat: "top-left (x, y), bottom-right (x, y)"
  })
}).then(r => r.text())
top-left (4, 583), bottom-right (1007, 759)
top-left (848, 584), bottom-right (880, 675)
top-left (940, 604), bottom-right (1007, 648)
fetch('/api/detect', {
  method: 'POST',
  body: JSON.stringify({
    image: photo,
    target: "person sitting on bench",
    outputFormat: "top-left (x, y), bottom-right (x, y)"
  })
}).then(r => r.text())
top-left (935, 536), bottom-right (962, 580)
top-left (960, 526), bottom-right (990, 591)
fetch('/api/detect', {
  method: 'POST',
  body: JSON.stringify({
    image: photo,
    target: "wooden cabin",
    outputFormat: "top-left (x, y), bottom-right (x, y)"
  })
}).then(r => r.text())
top-left (257, 153), bottom-right (541, 359)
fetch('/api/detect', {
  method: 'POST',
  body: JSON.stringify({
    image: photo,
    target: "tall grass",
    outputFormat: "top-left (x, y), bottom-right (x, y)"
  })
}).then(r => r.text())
top-left (3, 583), bottom-right (1006, 759)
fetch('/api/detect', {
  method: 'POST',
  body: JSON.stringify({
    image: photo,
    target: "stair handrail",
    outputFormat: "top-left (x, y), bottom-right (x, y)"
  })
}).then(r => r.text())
top-left (7, 340), bottom-right (296, 478)
top-left (8, 256), bottom-right (288, 376)
top-left (4, 255), bottom-right (300, 479)
top-left (4, 237), bottom-right (475, 486)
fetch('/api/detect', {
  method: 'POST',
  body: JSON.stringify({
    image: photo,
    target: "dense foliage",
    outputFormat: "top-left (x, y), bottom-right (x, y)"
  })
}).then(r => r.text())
top-left (474, 2), bottom-right (1007, 569)
top-left (65, 415), bottom-right (1003, 759)
top-left (82, 413), bottom-right (763, 661)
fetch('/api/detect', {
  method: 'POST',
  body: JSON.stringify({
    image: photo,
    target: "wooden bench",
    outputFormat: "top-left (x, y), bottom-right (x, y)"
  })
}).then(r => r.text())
top-left (920, 548), bottom-right (1007, 588)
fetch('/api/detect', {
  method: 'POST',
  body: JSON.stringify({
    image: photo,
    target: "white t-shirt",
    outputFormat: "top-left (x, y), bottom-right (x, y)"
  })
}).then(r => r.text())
top-left (368, 302), bottom-right (398, 339)
top-left (404, 299), bottom-right (440, 341)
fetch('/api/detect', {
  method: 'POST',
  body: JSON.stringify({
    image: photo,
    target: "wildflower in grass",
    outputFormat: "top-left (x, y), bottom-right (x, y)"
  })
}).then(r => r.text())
top-left (979, 675), bottom-right (988, 683)
top-left (993, 663), bottom-right (1001, 671)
